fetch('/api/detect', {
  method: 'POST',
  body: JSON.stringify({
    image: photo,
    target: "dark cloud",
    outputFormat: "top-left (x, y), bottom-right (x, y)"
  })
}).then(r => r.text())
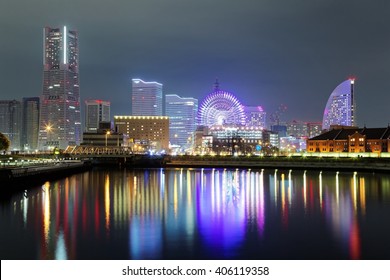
top-left (0, 0), bottom-right (389, 126)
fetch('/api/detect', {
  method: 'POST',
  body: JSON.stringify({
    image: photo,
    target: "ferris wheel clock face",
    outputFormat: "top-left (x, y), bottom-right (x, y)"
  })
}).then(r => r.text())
top-left (198, 90), bottom-right (246, 126)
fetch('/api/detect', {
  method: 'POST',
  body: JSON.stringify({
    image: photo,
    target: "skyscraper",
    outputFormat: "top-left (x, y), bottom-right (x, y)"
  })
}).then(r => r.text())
top-left (85, 100), bottom-right (110, 133)
top-left (322, 79), bottom-right (355, 130)
top-left (0, 100), bottom-right (21, 150)
top-left (22, 97), bottom-right (40, 151)
top-left (131, 78), bottom-right (163, 116)
top-left (165, 94), bottom-right (198, 149)
top-left (38, 26), bottom-right (81, 150)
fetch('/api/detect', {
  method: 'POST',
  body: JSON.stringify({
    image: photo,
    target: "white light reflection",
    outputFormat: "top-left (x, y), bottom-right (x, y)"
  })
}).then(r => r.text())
top-left (258, 170), bottom-right (265, 236)
top-left (55, 230), bottom-right (68, 260)
top-left (274, 169), bottom-right (278, 206)
top-left (180, 168), bottom-right (183, 194)
top-left (174, 172), bottom-right (178, 217)
top-left (160, 168), bottom-right (165, 197)
top-left (23, 194), bottom-right (28, 226)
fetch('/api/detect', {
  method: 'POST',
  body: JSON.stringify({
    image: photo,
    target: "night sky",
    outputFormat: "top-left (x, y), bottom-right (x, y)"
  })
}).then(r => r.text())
top-left (0, 0), bottom-right (389, 127)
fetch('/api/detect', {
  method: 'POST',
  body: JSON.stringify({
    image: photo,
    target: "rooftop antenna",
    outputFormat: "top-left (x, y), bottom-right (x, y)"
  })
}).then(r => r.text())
top-left (213, 78), bottom-right (220, 92)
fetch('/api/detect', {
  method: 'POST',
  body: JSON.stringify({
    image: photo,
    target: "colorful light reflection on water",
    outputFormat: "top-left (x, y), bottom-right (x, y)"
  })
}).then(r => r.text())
top-left (1, 168), bottom-right (390, 260)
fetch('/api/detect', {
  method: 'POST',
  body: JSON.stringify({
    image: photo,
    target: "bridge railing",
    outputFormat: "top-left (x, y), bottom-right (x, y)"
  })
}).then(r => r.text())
top-left (64, 145), bottom-right (134, 156)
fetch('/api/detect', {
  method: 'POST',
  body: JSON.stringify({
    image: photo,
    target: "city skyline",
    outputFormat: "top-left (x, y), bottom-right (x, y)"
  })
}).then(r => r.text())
top-left (0, 0), bottom-right (389, 127)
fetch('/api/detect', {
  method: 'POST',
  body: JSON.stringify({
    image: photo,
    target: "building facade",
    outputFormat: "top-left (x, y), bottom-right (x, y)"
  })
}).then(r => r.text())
top-left (22, 97), bottom-right (40, 151)
top-left (322, 79), bottom-right (356, 131)
top-left (208, 125), bottom-right (264, 155)
top-left (307, 122), bottom-right (322, 138)
top-left (286, 120), bottom-right (322, 139)
top-left (82, 132), bottom-right (127, 147)
top-left (243, 105), bottom-right (266, 128)
top-left (165, 94), bottom-right (198, 149)
top-left (39, 26), bottom-right (81, 150)
top-left (0, 100), bottom-right (21, 150)
top-left (114, 116), bottom-right (169, 152)
top-left (85, 99), bottom-right (110, 133)
top-left (131, 79), bottom-right (163, 116)
top-left (307, 127), bottom-right (390, 153)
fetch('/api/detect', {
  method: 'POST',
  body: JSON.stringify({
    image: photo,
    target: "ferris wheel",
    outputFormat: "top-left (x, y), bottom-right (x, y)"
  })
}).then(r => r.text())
top-left (197, 90), bottom-right (246, 126)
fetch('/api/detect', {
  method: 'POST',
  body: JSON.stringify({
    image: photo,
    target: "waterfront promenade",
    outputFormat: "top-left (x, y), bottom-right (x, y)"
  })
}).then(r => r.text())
top-left (0, 156), bottom-right (90, 192)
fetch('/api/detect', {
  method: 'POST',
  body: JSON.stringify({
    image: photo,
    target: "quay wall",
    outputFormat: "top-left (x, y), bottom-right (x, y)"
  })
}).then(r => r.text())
top-left (0, 161), bottom-right (91, 192)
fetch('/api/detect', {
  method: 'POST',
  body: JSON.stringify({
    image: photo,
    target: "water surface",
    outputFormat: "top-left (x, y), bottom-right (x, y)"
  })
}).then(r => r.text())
top-left (1, 167), bottom-right (390, 259)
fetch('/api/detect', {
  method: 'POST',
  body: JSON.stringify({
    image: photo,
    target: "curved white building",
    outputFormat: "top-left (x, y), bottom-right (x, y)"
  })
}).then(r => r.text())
top-left (322, 79), bottom-right (355, 130)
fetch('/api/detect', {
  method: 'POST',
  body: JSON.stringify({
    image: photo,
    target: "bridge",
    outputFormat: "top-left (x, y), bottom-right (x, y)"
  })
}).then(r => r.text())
top-left (64, 145), bottom-right (135, 157)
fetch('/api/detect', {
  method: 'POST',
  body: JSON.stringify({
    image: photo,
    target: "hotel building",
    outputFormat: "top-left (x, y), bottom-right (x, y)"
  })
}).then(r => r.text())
top-left (114, 116), bottom-right (169, 152)
top-left (131, 79), bottom-right (163, 116)
top-left (322, 79), bottom-right (355, 131)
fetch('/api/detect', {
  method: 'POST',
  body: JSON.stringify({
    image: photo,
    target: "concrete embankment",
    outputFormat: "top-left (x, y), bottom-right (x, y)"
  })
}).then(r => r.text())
top-left (165, 157), bottom-right (390, 172)
top-left (0, 161), bottom-right (91, 192)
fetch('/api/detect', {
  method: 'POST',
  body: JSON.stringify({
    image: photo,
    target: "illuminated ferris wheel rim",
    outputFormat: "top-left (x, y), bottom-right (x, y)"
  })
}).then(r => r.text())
top-left (197, 90), bottom-right (246, 126)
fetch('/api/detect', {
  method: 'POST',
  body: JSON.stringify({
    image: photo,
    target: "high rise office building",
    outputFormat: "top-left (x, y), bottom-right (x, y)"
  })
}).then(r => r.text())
top-left (131, 78), bottom-right (163, 116)
top-left (85, 100), bottom-right (110, 133)
top-left (0, 100), bottom-right (21, 150)
top-left (38, 26), bottom-right (81, 150)
top-left (322, 79), bottom-right (356, 130)
top-left (165, 94), bottom-right (198, 149)
top-left (22, 97), bottom-right (40, 151)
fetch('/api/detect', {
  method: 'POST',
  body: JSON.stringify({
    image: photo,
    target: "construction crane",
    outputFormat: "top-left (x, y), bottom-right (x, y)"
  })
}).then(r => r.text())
top-left (269, 104), bottom-right (287, 126)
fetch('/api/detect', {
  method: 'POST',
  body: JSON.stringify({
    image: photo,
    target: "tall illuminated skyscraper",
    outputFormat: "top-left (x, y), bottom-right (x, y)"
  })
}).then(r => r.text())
top-left (165, 94), bottom-right (198, 149)
top-left (85, 100), bottom-right (110, 133)
top-left (322, 79), bottom-right (356, 130)
top-left (131, 78), bottom-right (163, 116)
top-left (38, 26), bottom-right (81, 150)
